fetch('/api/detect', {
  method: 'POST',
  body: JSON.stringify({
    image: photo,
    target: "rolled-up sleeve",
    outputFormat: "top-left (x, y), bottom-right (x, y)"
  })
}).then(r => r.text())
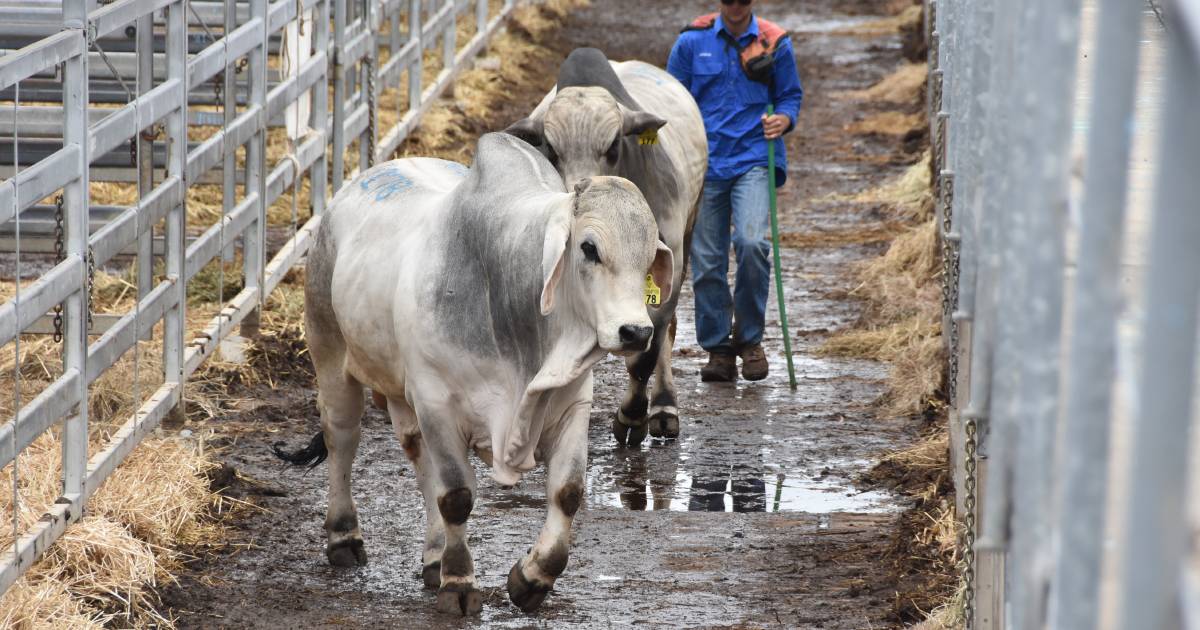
top-left (770, 37), bottom-right (803, 133)
top-left (667, 36), bottom-right (693, 91)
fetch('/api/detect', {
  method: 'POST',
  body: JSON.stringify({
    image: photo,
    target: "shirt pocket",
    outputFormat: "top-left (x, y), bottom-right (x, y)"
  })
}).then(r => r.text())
top-left (736, 78), bottom-right (770, 107)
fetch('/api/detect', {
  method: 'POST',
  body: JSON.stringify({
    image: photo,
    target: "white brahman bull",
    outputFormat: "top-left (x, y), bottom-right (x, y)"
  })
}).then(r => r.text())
top-left (506, 47), bottom-right (707, 446)
top-left (274, 132), bottom-right (673, 616)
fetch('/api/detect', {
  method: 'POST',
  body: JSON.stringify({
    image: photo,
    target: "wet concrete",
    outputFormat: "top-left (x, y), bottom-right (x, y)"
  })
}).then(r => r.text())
top-left (162, 1), bottom-right (930, 627)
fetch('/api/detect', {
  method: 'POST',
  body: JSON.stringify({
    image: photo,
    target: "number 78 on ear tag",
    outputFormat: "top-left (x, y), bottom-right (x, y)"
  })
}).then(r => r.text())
top-left (644, 274), bottom-right (661, 306)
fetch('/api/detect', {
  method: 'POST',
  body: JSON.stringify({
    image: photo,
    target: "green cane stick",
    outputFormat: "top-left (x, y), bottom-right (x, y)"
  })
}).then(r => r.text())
top-left (767, 104), bottom-right (797, 390)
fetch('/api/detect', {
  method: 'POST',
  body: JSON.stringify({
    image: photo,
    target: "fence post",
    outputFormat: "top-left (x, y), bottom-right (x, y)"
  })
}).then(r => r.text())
top-left (241, 0), bottom-right (268, 339)
top-left (477, 0), bottom-right (487, 37)
top-left (60, 0), bottom-right (90, 499)
top-left (1108, 26), bottom-right (1200, 630)
top-left (163, 0), bottom-right (187, 421)
top-left (1046, 0), bottom-right (1142, 628)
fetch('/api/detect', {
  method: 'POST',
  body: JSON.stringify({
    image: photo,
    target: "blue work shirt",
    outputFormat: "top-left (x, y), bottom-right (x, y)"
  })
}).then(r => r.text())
top-left (667, 14), bottom-right (804, 186)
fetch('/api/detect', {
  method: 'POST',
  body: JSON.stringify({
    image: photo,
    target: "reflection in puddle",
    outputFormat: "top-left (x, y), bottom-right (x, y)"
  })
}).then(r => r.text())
top-left (588, 449), bottom-right (899, 514)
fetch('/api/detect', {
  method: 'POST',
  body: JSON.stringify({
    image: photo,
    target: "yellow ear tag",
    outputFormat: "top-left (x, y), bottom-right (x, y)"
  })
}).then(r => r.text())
top-left (637, 129), bottom-right (659, 146)
top-left (644, 274), bottom-right (662, 306)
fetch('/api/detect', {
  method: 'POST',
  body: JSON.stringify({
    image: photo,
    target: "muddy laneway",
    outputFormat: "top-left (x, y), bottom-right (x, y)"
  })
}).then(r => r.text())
top-left (163, 1), bottom-right (930, 627)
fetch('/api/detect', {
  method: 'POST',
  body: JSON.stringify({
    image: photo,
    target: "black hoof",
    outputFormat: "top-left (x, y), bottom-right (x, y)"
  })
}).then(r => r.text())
top-left (507, 560), bottom-right (552, 613)
top-left (325, 537), bottom-right (367, 567)
top-left (648, 411), bottom-right (680, 439)
top-left (612, 414), bottom-right (648, 447)
top-left (435, 583), bottom-right (483, 616)
top-left (422, 561), bottom-right (441, 589)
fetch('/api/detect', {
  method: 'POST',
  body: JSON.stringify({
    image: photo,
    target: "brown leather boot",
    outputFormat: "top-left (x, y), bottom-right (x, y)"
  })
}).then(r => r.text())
top-left (700, 352), bottom-right (737, 382)
top-left (739, 344), bottom-right (769, 381)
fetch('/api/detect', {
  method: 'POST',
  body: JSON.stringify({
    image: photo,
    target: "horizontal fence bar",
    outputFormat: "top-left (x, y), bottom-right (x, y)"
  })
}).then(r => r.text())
top-left (89, 175), bottom-right (184, 266)
top-left (0, 30), bottom-right (84, 92)
top-left (0, 255), bottom-right (84, 347)
top-left (0, 145), bottom-right (83, 225)
top-left (87, 78), bottom-right (183, 160)
top-left (89, 0), bottom-right (176, 39)
top-left (85, 279), bottom-right (176, 384)
top-left (0, 369), bottom-right (81, 468)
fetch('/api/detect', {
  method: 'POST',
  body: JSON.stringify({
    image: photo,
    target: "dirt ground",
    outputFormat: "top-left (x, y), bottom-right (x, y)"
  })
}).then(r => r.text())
top-left (159, 1), bottom-right (936, 627)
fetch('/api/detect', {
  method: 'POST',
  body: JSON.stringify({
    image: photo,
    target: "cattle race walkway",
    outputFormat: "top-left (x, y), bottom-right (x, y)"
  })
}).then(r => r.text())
top-left (162, 1), bottom-right (934, 627)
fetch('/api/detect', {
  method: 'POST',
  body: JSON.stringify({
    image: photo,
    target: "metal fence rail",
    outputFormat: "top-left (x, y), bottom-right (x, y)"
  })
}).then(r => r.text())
top-left (931, 0), bottom-right (1200, 628)
top-left (0, 0), bottom-right (518, 596)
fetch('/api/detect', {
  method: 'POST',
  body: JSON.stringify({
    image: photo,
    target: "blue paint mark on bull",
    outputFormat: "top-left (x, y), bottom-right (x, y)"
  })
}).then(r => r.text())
top-left (360, 168), bottom-right (415, 201)
top-left (443, 161), bottom-right (469, 175)
top-left (629, 66), bottom-right (665, 86)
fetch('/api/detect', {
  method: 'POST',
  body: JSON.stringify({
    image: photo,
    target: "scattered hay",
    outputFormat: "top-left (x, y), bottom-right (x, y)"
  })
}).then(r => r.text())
top-left (821, 312), bottom-right (941, 416)
top-left (845, 111), bottom-right (925, 137)
top-left (780, 221), bottom-right (905, 249)
top-left (396, 0), bottom-right (588, 163)
top-left (838, 62), bottom-right (928, 104)
top-left (851, 150), bottom-right (933, 222)
top-left (0, 432), bottom-right (218, 628)
top-left (833, 5), bottom-right (924, 36)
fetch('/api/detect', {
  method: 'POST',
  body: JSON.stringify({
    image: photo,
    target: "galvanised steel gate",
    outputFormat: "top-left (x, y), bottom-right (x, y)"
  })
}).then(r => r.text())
top-left (0, 0), bottom-right (520, 596)
top-left (931, 0), bottom-right (1200, 627)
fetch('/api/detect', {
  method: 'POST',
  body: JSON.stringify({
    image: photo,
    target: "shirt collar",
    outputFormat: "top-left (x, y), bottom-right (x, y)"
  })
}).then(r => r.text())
top-left (715, 13), bottom-right (760, 42)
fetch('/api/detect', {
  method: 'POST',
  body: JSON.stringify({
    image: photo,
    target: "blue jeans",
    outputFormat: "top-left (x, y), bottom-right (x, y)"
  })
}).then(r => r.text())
top-left (691, 166), bottom-right (772, 355)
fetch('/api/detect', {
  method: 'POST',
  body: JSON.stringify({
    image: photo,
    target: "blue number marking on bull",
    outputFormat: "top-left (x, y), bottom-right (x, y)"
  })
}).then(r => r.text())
top-left (360, 167), bottom-right (415, 201)
top-left (443, 161), bottom-right (469, 175)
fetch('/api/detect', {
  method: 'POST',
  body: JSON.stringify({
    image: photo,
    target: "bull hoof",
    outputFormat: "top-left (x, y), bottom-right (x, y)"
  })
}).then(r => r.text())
top-left (422, 561), bottom-right (441, 589)
top-left (325, 537), bottom-right (367, 567)
top-left (648, 411), bottom-right (680, 439)
top-left (507, 560), bottom-right (552, 613)
top-left (435, 583), bottom-right (483, 616)
top-left (612, 416), bottom-right (647, 447)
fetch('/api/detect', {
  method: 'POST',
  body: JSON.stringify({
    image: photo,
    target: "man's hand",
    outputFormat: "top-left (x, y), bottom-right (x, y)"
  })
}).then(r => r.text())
top-left (762, 113), bottom-right (790, 140)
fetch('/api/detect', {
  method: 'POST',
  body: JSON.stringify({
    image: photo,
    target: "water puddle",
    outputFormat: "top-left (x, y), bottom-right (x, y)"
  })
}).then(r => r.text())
top-left (587, 443), bottom-right (899, 515)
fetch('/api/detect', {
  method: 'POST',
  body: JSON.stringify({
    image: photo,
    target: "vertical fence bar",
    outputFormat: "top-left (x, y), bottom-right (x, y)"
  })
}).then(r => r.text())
top-left (242, 0), bottom-right (268, 338)
top-left (136, 10), bottom-right (153, 300)
top-left (332, 0), bottom-right (347, 191)
top-left (163, 0), bottom-right (187, 403)
top-left (1108, 24), bottom-right (1200, 630)
top-left (1047, 1), bottom-right (1142, 628)
top-left (476, 0), bottom-right (487, 37)
top-left (60, 0), bottom-right (89, 499)
top-left (408, 0), bottom-right (422, 114)
top-left (442, 0), bottom-right (455, 70)
top-left (1006, 0), bottom-right (1081, 625)
top-left (222, 0), bottom-right (236, 262)
top-left (973, 3), bottom-right (1029, 628)
top-left (312, 0), bottom-right (330, 214)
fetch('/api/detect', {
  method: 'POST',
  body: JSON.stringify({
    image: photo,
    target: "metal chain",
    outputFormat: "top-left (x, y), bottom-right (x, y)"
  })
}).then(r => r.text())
top-left (52, 194), bottom-right (65, 343)
top-left (365, 55), bottom-right (377, 167)
top-left (86, 246), bottom-right (95, 331)
top-left (963, 418), bottom-right (978, 628)
top-left (941, 172), bottom-right (958, 403)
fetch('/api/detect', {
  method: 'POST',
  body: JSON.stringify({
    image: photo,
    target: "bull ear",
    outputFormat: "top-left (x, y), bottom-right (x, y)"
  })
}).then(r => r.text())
top-left (539, 208), bottom-right (571, 316)
top-left (621, 109), bottom-right (667, 137)
top-left (649, 240), bottom-right (674, 306)
top-left (505, 117), bottom-right (545, 147)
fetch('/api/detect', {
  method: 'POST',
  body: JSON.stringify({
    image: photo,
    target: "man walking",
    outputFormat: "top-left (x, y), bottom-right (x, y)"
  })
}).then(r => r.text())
top-left (667, 0), bottom-right (803, 382)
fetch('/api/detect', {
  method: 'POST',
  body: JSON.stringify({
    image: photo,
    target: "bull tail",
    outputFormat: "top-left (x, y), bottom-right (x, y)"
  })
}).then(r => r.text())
top-left (272, 431), bottom-right (328, 469)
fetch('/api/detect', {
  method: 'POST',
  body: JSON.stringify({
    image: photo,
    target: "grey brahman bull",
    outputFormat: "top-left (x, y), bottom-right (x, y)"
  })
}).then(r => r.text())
top-left (274, 132), bottom-right (673, 616)
top-left (506, 47), bottom-right (707, 446)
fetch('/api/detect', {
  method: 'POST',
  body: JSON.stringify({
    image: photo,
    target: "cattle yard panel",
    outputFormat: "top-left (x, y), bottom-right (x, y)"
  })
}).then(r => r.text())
top-left (0, 0), bottom-right (520, 596)
top-left (931, 0), bottom-right (1200, 628)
